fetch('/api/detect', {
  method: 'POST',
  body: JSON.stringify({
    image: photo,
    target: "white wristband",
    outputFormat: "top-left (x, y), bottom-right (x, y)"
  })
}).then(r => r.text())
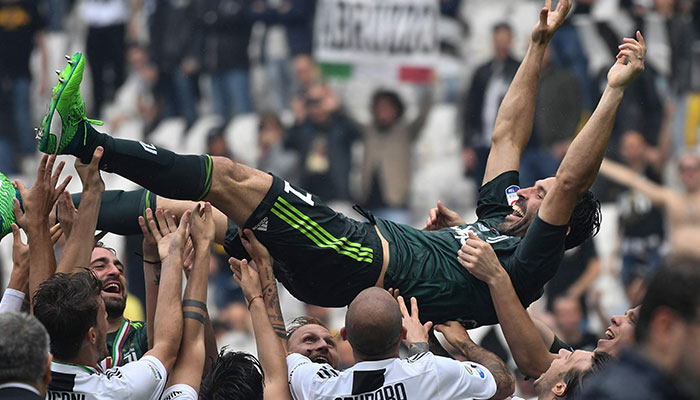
top-left (0, 288), bottom-right (26, 313)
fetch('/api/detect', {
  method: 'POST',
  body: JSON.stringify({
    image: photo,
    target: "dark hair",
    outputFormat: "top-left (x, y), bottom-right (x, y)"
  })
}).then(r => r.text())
top-left (94, 241), bottom-right (117, 256)
top-left (565, 190), bottom-right (601, 250)
top-left (258, 111), bottom-right (283, 131)
top-left (635, 258), bottom-right (700, 343)
top-left (561, 351), bottom-right (614, 398)
top-left (33, 271), bottom-right (102, 360)
top-left (199, 348), bottom-right (264, 400)
top-left (371, 89), bottom-right (405, 120)
top-left (492, 22), bottom-right (512, 34)
top-left (287, 316), bottom-right (330, 340)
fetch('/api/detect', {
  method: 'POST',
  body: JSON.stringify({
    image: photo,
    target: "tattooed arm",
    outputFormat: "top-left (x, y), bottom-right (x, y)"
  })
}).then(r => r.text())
top-left (436, 322), bottom-right (515, 400)
top-left (231, 230), bottom-right (291, 400)
top-left (239, 228), bottom-right (288, 350)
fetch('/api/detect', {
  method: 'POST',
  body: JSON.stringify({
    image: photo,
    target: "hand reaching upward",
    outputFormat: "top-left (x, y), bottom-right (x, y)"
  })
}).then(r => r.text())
top-left (530, 0), bottom-right (572, 45)
top-left (608, 31), bottom-right (646, 90)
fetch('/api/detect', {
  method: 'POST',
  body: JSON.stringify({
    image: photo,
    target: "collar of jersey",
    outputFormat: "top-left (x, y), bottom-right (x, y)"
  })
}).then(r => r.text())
top-left (351, 358), bottom-right (398, 369)
top-left (52, 360), bottom-right (103, 375)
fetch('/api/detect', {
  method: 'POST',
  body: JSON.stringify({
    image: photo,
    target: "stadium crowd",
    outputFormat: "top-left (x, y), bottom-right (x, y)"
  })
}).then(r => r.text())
top-left (1, 0), bottom-right (700, 399)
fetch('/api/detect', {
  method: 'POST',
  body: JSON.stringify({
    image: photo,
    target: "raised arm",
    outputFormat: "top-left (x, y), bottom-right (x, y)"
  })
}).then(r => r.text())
top-left (138, 208), bottom-right (161, 349)
top-left (14, 155), bottom-right (71, 306)
top-left (231, 256), bottom-right (292, 400)
top-left (434, 321), bottom-right (514, 399)
top-left (142, 208), bottom-right (190, 372)
top-left (538, 33), bottom-right (646, 226)
top-left (458, 231), bottom-right (555, 377)
top-left (239, 229), bottom-right (288, 348)
top-left (482, 0), bottom-right (572, 185)
top-left (165, 202), bottom-right (215, 392)
top-left (598, 158), bottom-right (674, 207)
top-left (57, 147), bottom-right (105, 273)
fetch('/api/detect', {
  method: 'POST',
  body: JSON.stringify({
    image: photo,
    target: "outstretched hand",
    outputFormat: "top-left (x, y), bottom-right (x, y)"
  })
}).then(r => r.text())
top-left (14, 155), bottom-right (72, 228)
top-left (74, 146), bottom-right (105, 193)
top-left (423, 201), bottom-right (465, 231)
top-left (607, 31), bottom-right (646, 89)
top-left (530, 0), bottom-right (572, 45)
top-left (239, 228), bottom-right (273, 269)
top-left (140, 207), bottom-right (190, 262)
top-left (230, 258), bottom-right (263, 303)
top-left (458, 231), bottom-right (507, 286)
top-left (397, 295), bottom-right (433, 347)
top-left (434, 321), bottom-right (474, 350)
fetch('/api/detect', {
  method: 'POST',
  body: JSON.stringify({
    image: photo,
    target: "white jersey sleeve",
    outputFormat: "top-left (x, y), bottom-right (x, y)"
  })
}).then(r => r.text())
top-left (432, 358), bottom-right (497, 399)
top-left (287, 353), bottom-right (326, 400)
top-left (119, 355), bottom-right (168, 400)
top-left (160, 384), bottom-right (198, 400)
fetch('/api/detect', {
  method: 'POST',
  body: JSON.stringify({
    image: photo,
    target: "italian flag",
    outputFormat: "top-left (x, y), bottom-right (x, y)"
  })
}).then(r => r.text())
top-left (320, 62), bottom-right (434, 84)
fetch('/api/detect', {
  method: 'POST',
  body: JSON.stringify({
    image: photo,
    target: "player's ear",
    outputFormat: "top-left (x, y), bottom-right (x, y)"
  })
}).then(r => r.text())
top-left (44, 354), bottom-right (53, 386)
top-left (552, 381), bottom-right (567, 397)
top-left (87, 326), bottom-right (97, 344)
top-left (340, 327), bottom-right (348, 341)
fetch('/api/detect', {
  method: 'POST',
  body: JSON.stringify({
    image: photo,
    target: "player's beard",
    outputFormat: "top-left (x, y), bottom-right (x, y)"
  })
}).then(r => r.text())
top-left (104, 294), bottom-right (127, 321)
top-left (497, 217), bottom-right (529, 238)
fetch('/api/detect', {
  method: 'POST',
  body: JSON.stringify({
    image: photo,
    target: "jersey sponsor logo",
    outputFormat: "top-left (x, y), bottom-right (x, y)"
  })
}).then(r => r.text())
top-left (335, 382), bottom-right (407, 400)
top-left (253, 216), bottom-right (269, 232)
top-left (505, 185), bottom-right (520, 206)
top-left (47, 392), bottom-right (86, 400)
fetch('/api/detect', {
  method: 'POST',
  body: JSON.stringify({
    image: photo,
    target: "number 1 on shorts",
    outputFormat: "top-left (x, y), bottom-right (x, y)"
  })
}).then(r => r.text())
top-left (284, 181), bottom-right (315, 206)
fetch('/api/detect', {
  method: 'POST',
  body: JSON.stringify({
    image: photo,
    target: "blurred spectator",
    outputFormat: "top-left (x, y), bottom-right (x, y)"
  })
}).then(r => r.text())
top-left (0, 312), bottom-right (52, 399)
top-left (576, 259), bottom-right (700, 399)
top-left (81, 0), bottom-right (135, 116)
top-left (286, 83), bottom-right (359, 203)
top-left (545, 239), bottom-right (600, 321)
top-left (104, 43), bottom-right (159, 133)
top-left (437, 0), bottom-right (467, 103)
top-left (461, 22), bottom-right (519, 184)
top-left (149, 0), bottom-right (200, 128)
top-left (600, 152), bottom-right (700, 276)
top-left (197, 0), bottom-right (254, 122)
top-left (611, 130), bottom-right (666, 302)
top-left (257, 112), bottom-right (299, 182)
top-left (0, 0), bottom-right (47, 172)
top-left (207, 126), bottom-right (233, 159)
top-left (552, 297), bottom-right (600, 351)
top-left (359, 88), bottom-right (432, 225)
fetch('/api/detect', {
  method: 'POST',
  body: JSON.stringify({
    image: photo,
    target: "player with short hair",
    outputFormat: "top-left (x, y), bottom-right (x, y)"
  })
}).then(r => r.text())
top-left (32, 206), bottom-right (190, 400)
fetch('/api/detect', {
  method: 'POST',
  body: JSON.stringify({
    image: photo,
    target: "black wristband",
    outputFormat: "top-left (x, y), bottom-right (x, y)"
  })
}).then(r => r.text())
top-left (183, 311), bottom-right (206, 325)
top-left (183, 299), bottom-right (208, 312)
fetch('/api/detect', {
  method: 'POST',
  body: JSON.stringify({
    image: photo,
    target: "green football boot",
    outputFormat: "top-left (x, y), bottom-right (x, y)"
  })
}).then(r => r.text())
top-left (0, 172), bottom-right (19, 239)
top-left (36, 52), bottom-right (103, 155)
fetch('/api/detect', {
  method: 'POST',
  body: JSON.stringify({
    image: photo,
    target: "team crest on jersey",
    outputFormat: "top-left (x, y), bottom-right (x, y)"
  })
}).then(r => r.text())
top-left (505, 185), bottom-right (519, 206)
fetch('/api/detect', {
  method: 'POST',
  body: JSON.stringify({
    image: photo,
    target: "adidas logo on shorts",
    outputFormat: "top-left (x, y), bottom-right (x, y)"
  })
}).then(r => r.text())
top-left (253, 217), bottom-right (269, 232)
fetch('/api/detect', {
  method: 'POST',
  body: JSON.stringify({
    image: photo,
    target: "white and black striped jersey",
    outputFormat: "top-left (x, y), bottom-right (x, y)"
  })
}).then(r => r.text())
top-left (46, 355), bottom-right (167, 400)
top-left (160, 384), bottom-right (198, 400)
top-left (287, 352), bottom-right (497, 400)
